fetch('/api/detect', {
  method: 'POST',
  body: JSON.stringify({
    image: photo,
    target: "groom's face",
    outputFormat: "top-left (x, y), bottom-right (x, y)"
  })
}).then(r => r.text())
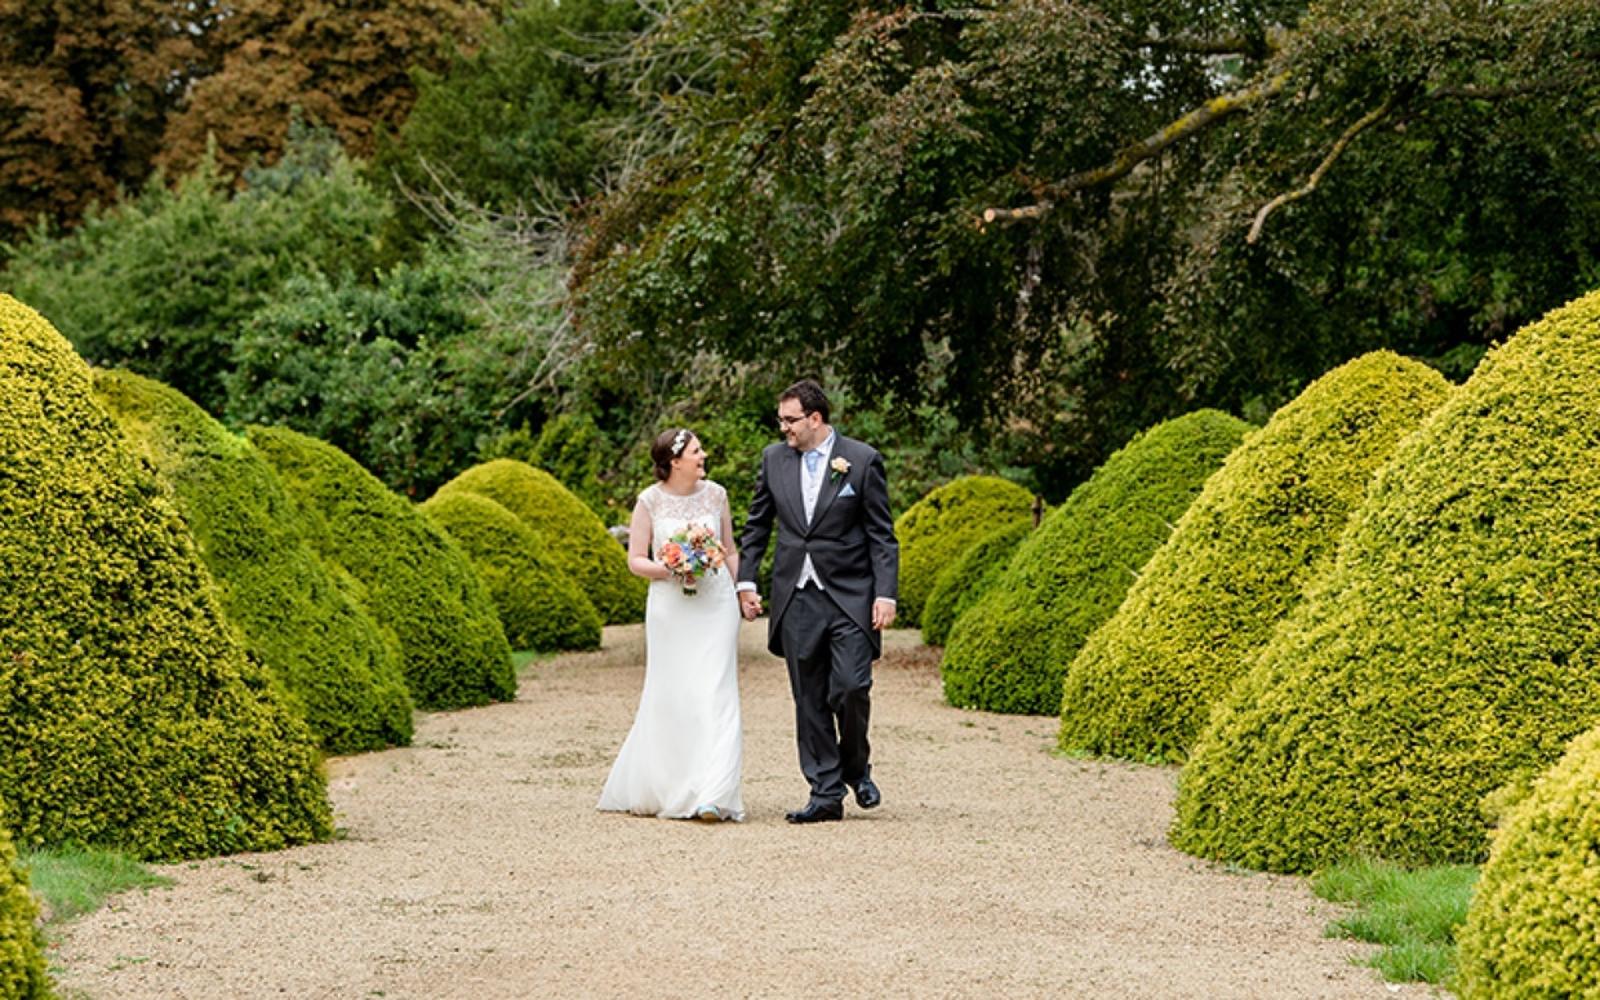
top-left (777, 400), bottom-right (823, 451)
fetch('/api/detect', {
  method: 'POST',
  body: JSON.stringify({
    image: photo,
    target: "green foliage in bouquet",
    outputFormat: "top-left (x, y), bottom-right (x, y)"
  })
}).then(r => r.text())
top-left (248, 426), bottom-right (515, 710)
top-left (0, 812), bottom-right (50, 999)
top-left (435, 459), bottom-right (645, 624)
top-left (940, 410), bottom-right (1251, 715)
top-left (0, 295), bottom-right (332, 860)
top-left (1173, 291), bottom-right (1600, 873)
top-left (1060, 352), bottom-right (1451, 762)
top-left (893, 475), bottom-right (1035, 628)
top-left (419, 490), bottom-right (603, 653)
top-left (1457, 724), bottom-right (1600, 997)
top-left (92, 368), bottom-right (414, 754)
top-left (921, 520), bottom-right (1032, 647)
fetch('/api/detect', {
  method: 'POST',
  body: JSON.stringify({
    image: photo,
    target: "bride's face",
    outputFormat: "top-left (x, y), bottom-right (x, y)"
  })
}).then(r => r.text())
top-left (672, 436), bottom-right (707, 479)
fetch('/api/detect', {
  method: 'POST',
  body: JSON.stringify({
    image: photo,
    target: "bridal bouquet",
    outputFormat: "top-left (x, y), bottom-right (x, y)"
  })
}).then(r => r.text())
top-left (658, 525), bottom-right (727, 595)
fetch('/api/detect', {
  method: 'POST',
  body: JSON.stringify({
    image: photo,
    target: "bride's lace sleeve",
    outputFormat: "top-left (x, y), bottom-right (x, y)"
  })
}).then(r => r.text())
top-left (637, 484), bottom-right (658, 517)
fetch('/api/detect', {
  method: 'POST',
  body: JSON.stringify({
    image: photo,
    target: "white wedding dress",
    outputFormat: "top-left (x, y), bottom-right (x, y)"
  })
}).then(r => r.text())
top-left (598, 480), bottom-right (745, 821)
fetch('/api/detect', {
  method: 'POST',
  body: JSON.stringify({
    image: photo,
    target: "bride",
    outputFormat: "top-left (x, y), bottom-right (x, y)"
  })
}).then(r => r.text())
top-left (598, 428), bottom-right (745, 822)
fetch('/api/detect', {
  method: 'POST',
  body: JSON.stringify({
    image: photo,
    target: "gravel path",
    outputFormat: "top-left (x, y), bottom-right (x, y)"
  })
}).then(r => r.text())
top-left (52, 624), bottom-right (1431, 998)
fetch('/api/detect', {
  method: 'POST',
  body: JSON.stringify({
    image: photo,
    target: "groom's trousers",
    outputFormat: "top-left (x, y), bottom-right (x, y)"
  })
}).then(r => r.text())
top-left (781, 585), bottom-right (874, 805)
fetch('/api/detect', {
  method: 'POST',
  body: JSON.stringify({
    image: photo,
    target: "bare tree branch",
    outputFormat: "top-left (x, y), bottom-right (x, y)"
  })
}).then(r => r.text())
top-left (1247, 93), bottom-right (1396, 244)
top-left (981, 69), bottom-right (1291, 228)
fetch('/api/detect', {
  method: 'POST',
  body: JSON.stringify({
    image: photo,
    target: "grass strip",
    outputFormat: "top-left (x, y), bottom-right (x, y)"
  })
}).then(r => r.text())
top-left (1311, 856), bottom-right (1477, 985)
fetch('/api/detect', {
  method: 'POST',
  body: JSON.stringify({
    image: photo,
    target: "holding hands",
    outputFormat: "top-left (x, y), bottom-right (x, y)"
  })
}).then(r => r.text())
top-left (739, 591), bottom-right (763, 621)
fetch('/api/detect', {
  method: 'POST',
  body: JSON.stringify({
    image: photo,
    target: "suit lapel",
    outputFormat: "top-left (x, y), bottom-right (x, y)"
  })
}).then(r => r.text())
top-left (774, 444), bottom-right (807, 532)
top-left (806, 437), bottom-right (848, 535)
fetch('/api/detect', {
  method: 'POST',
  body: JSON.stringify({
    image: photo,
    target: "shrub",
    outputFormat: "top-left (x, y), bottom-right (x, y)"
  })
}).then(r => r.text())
top-left (3, 126), bottom-right (389, 414)
top-left (223, 250), bottom-right (537, 499)
top-left (1456, 724), bottom-right (1600, 997)
top-left (1059, 352), bottom-right (1451, 762)
top-left (248, 426), bottom-right (516, 710)
top-left (419, 490), bottom-right (603, 652)
top-left (940, 410), bottom-right (1251, 715)
top-left (0, 814), bottom-right (49, 999)
top-left (893, 475), bottom-right (1036, 628)
top-left (1172, 290), bottom-right (1600, 873)
top-left (0, 295), bottom-right (332, 860)
top-left (435, 459), bottom-right (646, 624)
top-left (92, 368), bottom-right (415, 754)
top-left (921, 520), bottom-right (1032, 647)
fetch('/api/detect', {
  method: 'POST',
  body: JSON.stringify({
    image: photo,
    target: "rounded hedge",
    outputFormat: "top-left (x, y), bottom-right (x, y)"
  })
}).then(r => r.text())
top-left (92, 369), bottom-right (415, 755)
top-left (248, 425), bottom-right (516, 710)
top-left (0, 814), bottom-right (49, 999)
top-left (419, 490), bottom-right (603, 653)
top-left (0, 294), bottom-right (332, 860)
top-left (434, 459), bottom-right (645, 625)
top-left (1173, 290), bottom-right (1600, 873)
top-left (893, 476), bottom-right (1036, 628)
top-left (1059, 352), bottom-right (1451, 762)
top-left (920, 519), bottom-right (1032, 647)
top-left (940, 410), bottom-right (1251, 715)
top-left (1456, 724), bottom-right (1600, 997)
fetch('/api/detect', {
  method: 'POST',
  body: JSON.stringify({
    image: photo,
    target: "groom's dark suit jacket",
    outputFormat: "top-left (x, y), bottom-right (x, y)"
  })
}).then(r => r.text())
top-left (738, 434), bottom-right (899, 657)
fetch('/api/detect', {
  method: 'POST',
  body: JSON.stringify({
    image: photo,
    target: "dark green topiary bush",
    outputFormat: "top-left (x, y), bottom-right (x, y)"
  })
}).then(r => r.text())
top-left (940, 410), bottom-right (1251, 715)
top-left (920, 520), bottom-right (1032, 647)
top-left (435, 459), bottom-right (645, 624)
top-left (1173, 290), bottom-right (1600, 873)
top-left (1456, 724), bottom-right (1600, 997)
top-left (248, 426), bottom-right (516, 710)
top-left (0, 294), bottom-right (332, 860)
top-left (93, 369), bottom-right (415, 755)
top-left (0, 814), bottom-right (50, 999)
top-left (419, 490), bottom-right (603, 653)
top-left (893, 476), bottom-right (1035, 628)
top-left (1059, 352), bottom-right (1451, 762)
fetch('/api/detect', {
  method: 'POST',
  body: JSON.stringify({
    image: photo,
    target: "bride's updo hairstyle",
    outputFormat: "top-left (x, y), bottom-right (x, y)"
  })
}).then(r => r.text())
top-left (651, 428), bottom-right (694, 480)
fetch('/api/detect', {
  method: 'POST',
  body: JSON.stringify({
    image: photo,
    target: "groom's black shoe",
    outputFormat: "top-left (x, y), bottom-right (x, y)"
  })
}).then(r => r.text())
top-left (785, 801), bottom-right (843, 824)
top-left (852, 778), bottom-right (881, 810)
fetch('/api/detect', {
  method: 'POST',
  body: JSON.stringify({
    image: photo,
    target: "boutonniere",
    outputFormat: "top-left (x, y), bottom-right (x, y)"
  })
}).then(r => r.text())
top-left (829, 456), bottom-right (850, 482)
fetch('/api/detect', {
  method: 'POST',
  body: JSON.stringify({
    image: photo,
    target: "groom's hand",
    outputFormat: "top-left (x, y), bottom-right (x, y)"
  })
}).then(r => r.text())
top-left (872, 599), bottom-right (896, 630)
top-left (739, 591), bottom-right (763, 620)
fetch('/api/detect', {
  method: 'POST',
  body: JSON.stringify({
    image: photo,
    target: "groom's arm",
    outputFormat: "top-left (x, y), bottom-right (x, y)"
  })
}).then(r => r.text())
top-left (863, 449), bottom-right (899, 626)
top-left (737, 449), bottom-right (776, 589)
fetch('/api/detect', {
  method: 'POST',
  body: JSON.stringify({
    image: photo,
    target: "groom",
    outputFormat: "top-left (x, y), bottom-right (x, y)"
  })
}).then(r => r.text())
top-left (737, 379), bottom-right (899, 824)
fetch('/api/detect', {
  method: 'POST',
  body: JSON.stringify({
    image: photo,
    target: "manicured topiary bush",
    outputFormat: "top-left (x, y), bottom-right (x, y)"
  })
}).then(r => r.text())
top-left (921, 520), bottom-right (1032, 647)
top-left (940, 410), bottom-right (1251, 715)
top-left (1456, 724), bottom-right (1600, 997)
top-left (0, 814), bottom-right (50, 999)
top-left (93, 369), bottom-right (415, 755)
top-left (0, 294), bottom-right (332, 860)
top-left (893, 476), bottom-right (1035, 628)
top-left (248, 426), bottom-right (516, 710)
top-left (434, 459), bottom-right (645, 624)
top-left (1173, 290), bottom-right (1600, 873)
top-left (1059, 352), bottom-right (1451, 762)
top-left (419, 490), bottom-right (603, 653)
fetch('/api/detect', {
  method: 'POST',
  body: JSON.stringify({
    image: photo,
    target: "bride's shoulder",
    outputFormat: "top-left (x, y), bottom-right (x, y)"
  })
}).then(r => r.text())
top-left (636, 483), bottom-right (659, 509)
top-left (704, 479), bottom-right (729, 501)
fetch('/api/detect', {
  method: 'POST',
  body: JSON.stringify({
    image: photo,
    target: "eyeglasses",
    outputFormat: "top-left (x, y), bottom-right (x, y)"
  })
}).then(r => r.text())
top-left (776, 414), bottom-right (810, 428)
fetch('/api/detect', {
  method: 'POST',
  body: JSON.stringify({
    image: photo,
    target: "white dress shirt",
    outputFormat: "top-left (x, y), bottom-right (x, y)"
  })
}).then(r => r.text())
top-left (796, 430), bottom-right (835, 590)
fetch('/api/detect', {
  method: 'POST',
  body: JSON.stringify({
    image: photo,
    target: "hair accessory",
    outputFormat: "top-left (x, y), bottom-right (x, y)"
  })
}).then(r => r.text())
top-left (671, 429), bottom-right (690, 456)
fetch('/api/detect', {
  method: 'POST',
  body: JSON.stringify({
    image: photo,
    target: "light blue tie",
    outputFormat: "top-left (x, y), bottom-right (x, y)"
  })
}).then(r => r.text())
top-left (805, 450), bottom-right (822, 478)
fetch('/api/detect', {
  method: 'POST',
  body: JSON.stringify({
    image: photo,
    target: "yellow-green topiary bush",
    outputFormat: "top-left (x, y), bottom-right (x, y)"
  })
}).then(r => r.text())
top-left (939, 410), bottom-right (1251, 715)
top-left (1173, 290), bottom-right (1600, 873)
top-left (1059, 352), bottom-right (1451, 762)
top-left (0, 812), bottom-right (49, 999)
top-left (419, 490), bottom-right (603, 653)
top-left (1456, 724), bottom-right (1600, 997)
top-left (248, 426), bottom-right (516, 711)
top-left (434, 459), bottom-right (645, 624)
top-left (93, 369), bottom-right (415, 755)
top-left (0, 294), bottom-right (332, 860)
top-left (893, 476), bottom-right (1036, 628)
top-left (920, 520), bottom-right (1032, 647)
